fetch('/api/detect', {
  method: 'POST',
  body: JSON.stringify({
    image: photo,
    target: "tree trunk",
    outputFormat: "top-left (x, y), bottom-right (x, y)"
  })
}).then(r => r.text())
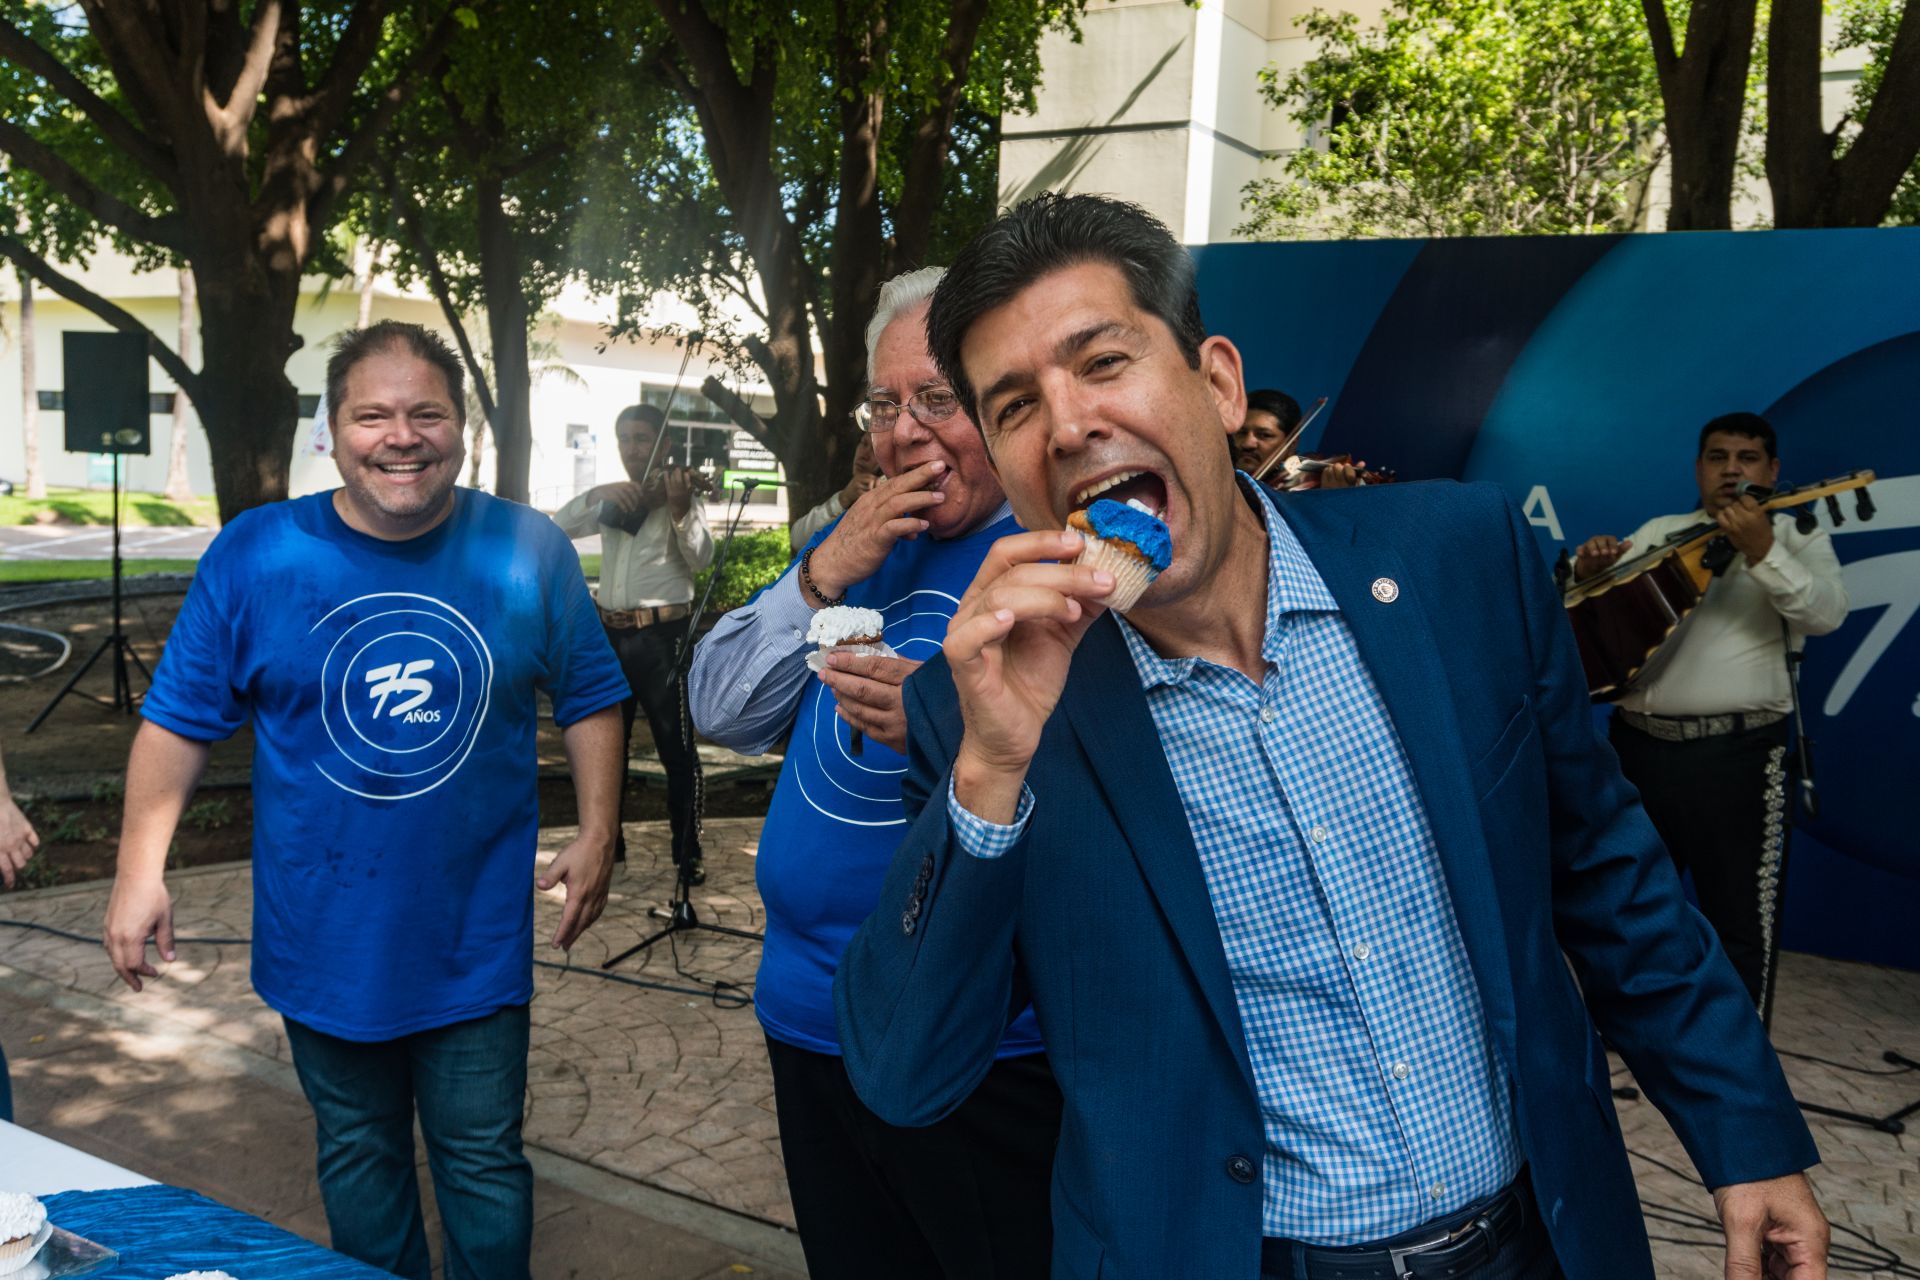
top-left (475, 175), bottom-right (531, 504)
top-left (1643, 0), bottom-right (1757, 230)
top-left (739, 207), bottom-right (839, 515)
top-left (805, 3), bottom-right (887, 515)
top-left (355, 237), bottom-right (377, 328)
top-left (1769, 0), bottom-right (1920, 227)
top-left (19, 268), bottom-right (43, 498)
top-left (192, 266), bottom-right (299, 518)
top-left (164, 267), bottom-right (195, 502)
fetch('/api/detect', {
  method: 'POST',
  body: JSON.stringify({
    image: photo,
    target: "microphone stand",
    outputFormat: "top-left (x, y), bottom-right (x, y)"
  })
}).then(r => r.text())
top-left (1778, 596), bottom-right (1918, 1133)
top-left (602, 478), bottom-right (765, 970)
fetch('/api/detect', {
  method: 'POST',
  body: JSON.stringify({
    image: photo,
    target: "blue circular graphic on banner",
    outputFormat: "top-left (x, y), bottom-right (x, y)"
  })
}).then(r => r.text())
top-left (788, 587), bottom-right (957, 828)
top-left (312, 593), bottom-right (493, 800)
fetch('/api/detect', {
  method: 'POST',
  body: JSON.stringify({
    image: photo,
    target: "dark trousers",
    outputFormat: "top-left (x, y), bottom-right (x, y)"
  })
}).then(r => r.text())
top-left (1611, 715), bottom-right (1792, 1023)
top-left (764, 1035), bottom-right (1062, 1279)
top-left (284, 1005), bottom-right (533, 1280)
top-left (606, 616), bottom-right (703, 867)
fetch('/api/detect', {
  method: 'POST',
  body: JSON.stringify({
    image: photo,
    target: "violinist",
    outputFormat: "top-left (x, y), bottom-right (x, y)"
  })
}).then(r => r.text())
top-left (1234, 387), bottom-right (1365, 489)
top-left (1231, 388), bottom-right (1301, 473)
top-left (553, 403), bottom-right (714, 881)
top-left (1573, 412), bottom-right (1847, 1023)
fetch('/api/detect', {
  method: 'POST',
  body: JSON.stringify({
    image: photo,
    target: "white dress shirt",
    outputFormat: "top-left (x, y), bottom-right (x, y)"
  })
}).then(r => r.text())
top-left (788, 492), bottom-right (845, 550)
top-left (1614, 509), bottom-right (1848, 716)
top-left (553, 489), bottom-right (714, 609)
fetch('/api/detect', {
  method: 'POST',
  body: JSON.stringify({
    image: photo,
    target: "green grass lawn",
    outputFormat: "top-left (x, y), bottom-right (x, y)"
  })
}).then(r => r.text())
top-left (0, 487), bottom-right (218, 528)
top-left (0, 559), bottom-right (200, 583)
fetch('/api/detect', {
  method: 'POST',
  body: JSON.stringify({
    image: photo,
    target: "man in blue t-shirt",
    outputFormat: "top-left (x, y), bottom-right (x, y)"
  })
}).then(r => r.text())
top-left (690, 268), bottom-right (1060, 1279)
top-left (103, 322), bottom-right (630, 1280)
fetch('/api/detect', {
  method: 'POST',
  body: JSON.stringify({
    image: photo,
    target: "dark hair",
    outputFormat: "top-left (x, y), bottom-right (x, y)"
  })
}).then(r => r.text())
top-left (1245, 389), bottom-right (1302, 432)
top-left (326, 321), bottom-right (465, 427)
top-left (926, 192), bottom-right (1207, 420)
top-left (1698, 411), bottom-right (1776, 460)
top-left (615, 404), bottom-right (667, 432)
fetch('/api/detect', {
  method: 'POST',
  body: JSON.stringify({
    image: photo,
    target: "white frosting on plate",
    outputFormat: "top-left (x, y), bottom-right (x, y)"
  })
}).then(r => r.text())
top-left (0, 1193), bottom-right (44, 1243)
top-left (165, 1272), bottom-right (239, 1280)
top-left (806, 605), bottom-right (885, 647)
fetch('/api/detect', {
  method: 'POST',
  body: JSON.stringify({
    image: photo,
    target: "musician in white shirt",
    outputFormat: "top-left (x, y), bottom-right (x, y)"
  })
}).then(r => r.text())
top-left (554, 405), bottom-right (714, 881)
top-left (1574, 413), bottom-right (1847, 1022)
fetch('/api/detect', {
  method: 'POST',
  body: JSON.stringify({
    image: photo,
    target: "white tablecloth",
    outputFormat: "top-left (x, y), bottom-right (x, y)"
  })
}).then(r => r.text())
top-left (0, 1120), bottom-right (154, 1195)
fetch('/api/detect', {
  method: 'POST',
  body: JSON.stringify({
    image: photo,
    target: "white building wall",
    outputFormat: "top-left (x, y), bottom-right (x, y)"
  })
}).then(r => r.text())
top-left (1, 256), bottom-right (789, 527)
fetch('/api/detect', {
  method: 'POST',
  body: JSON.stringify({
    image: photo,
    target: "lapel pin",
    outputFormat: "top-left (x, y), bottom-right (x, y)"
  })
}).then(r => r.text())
top-left (1370, 577), bottom-right (1399, 604)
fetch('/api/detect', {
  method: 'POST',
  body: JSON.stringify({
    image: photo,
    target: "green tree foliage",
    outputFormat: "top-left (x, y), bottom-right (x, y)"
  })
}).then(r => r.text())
top-left (0, 1), bottom-right (457, 520)
top-left (617, 0), bottom-right (1084, 514)
top-left (1240, 0), bottom-right (1665, 240)
top-left (693, 527), bottom-right (793, 613)
top-left (360, 2), bottom-right (687, 503)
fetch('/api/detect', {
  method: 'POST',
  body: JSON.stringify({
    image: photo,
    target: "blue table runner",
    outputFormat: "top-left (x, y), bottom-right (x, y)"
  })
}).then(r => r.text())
top-left (38, 1186), bottom-right (395, 1279)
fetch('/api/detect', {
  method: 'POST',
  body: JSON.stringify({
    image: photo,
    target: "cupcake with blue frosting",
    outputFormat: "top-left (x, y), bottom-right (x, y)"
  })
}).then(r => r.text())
top-left (1067, 498), bottom-right (1172, 612)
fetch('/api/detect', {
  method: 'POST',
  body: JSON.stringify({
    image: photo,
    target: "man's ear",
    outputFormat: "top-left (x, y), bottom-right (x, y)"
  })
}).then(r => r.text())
top-left (1198, 335), bottom-right (1247, 435)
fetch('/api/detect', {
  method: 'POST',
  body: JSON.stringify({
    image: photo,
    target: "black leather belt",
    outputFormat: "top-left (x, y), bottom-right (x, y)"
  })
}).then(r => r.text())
top-left (1261, 1175), bottom-right (1541, 1279)
top-left (1617, 707), bottom-right (1785, 742)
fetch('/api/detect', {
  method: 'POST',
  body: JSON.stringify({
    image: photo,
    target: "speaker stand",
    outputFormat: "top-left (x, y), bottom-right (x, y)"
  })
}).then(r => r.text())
top-left (29, 448), bottom-right (150, 731)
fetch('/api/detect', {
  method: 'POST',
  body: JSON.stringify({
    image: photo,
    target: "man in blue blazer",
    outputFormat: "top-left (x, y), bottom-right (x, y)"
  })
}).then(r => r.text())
top-left (834, 193), bottom-right (1827, 1280)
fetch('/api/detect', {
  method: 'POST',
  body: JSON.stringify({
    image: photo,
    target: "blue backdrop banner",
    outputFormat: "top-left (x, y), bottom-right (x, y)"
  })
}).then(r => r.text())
top-left (1194, 229), bottom-right (1920, 972)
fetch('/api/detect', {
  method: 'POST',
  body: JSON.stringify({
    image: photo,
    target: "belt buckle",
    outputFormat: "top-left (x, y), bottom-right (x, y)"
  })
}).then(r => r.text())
top-left (1385, 1215), bottom-right (1490, 1279)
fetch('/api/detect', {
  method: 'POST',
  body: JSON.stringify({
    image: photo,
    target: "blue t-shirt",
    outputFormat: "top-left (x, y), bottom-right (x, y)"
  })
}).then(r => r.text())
top-left (143, 490), bottom-right (629, 1041)
top-left (755, 511), bottom-right (1044, 1057)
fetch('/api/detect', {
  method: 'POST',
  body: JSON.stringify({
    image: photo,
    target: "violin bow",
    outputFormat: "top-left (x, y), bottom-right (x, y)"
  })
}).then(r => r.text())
top-left (1251, 396), bottom-right (1329, 484)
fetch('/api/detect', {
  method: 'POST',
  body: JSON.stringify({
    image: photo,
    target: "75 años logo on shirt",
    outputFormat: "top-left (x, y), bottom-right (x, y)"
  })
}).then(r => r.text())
top-left (310, 593), bottom-right (494, 800)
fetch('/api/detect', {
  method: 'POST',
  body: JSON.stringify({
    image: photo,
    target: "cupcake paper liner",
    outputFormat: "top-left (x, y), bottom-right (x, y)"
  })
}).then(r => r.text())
top-left (1076, 534), bottom-right (1158, 612)
top-left (805, 640), bottom-right (897, 673)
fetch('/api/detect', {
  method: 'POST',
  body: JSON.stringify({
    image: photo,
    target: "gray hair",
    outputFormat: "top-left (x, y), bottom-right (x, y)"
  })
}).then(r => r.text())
top-left (865, 266), bottom-right (946, 385)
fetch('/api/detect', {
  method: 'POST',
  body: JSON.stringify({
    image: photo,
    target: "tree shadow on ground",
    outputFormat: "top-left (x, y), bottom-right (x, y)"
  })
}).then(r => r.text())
top-left (27, 501), bottom-right (103, 525)
top-left (129, 501), bottom-right (195, 526)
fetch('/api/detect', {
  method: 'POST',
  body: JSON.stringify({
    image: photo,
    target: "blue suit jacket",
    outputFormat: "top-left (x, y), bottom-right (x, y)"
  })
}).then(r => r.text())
top-left (835, 481), bottom-right (1817, 1280)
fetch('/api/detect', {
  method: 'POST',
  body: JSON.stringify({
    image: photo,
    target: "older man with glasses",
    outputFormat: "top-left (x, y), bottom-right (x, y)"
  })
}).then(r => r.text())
top-left (688, 267), bottom-right (1061, 1279)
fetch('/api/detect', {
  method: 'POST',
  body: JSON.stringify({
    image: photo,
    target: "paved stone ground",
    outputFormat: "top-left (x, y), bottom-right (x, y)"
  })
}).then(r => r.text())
top-left (2, 819), bottom-right (1918, 1276)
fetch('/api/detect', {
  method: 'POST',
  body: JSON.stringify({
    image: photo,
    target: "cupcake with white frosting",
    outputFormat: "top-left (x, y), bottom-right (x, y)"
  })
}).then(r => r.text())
top-left (0, 1193), bottom-right (49, 1276)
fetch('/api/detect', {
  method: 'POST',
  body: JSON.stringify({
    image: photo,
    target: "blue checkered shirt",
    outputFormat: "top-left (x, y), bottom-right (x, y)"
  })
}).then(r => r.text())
top-left (951, 481), bottom-right (1522, 1244)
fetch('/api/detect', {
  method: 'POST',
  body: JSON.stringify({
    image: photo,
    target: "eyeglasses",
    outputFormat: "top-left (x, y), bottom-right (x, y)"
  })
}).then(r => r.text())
top-left (855, 387), bottom-right (961, 434)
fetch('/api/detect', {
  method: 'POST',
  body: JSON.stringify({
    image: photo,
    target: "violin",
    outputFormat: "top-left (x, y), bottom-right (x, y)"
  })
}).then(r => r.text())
top-left (1273, 452), bottom-right (1397, 491)
top-left (600, 460), bottom-right (719, 532)
top-left (1247, 397), bottom-right (1398, 490)
top-left (1561, 470), bottom-right (1876, 700)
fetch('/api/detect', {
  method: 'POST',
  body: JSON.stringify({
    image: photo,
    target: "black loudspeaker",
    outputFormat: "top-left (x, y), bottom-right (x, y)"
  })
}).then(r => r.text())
top-left (62, 331), bottom-right (150, 454)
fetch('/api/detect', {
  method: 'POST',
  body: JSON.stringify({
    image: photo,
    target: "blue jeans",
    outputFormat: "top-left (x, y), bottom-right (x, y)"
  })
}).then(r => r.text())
top-left (0, 1038), bottom-right (12, 1123)
top-left (284, 1005), bottom-right (532, 1280)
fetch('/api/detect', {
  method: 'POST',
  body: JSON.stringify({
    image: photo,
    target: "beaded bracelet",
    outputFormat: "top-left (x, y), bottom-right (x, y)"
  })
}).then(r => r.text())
top-left (800, 546), bottom-right (846, 607)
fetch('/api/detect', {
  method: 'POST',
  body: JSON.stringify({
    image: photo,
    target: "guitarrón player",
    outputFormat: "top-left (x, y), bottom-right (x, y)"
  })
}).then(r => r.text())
top-left (1573, 412), bottom-right (1848, 1023)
